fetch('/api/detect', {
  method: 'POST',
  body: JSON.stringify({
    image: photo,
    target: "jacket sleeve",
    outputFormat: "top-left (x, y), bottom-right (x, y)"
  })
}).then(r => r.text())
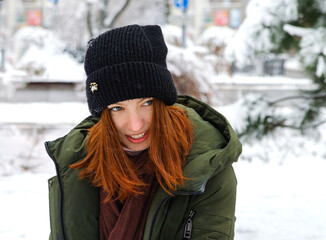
top-left (183, 165), bottom-right (237, 240)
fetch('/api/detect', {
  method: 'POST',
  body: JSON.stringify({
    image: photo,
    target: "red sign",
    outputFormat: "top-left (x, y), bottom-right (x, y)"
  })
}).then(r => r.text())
top-left (27, 11), bottom-right (42, 26)
top-left (215, 10), bottom-right (229, 26)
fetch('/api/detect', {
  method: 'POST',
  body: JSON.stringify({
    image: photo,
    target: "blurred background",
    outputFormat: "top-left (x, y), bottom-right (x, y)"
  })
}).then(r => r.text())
top-left (0, 0), bottom-right (325, 239)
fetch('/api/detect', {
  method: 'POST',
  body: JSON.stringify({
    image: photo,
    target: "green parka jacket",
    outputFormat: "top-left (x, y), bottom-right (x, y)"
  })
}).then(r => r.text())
top-left (45, 95), bottom-right (242, 240)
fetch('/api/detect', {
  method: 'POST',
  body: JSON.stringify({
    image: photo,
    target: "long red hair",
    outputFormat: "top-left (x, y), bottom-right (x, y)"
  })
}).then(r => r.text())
top-left (70, 99), bottom-right (193, 202)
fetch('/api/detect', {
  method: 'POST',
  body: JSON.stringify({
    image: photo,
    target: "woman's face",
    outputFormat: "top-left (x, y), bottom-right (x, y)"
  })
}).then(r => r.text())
top-left (108, 98), bottom-right (153, 151)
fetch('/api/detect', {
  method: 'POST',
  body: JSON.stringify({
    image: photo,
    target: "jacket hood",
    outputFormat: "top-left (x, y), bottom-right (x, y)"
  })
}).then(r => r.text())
top-left (175, 95), bottom-right (242, 193)
top-left (45, 116), bottom-right (98, 169)
top-left (46, 95), bottom-right (241, 194)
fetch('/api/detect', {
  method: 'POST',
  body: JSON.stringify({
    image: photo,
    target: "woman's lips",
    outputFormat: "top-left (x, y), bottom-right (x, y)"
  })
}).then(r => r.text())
top-left (126, 131), bottom-right (149, 144)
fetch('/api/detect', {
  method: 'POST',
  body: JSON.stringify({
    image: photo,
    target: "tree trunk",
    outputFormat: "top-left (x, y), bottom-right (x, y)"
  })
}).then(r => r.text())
top-left (86, 0), bottom-right (131, 38)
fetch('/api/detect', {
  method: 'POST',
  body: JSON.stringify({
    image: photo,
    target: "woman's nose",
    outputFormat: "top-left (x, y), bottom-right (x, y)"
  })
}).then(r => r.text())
top-left (127, 112), bottom-right (144, 132)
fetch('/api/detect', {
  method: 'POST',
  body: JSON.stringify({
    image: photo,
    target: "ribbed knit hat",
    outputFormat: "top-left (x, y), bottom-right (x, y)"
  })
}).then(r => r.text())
top-left (84, 24), bottom-right (177, 117)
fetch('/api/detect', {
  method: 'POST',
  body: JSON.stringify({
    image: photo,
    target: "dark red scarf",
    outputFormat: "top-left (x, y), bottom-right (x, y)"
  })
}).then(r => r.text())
top-left (99, 151), bottom-right (158, 240)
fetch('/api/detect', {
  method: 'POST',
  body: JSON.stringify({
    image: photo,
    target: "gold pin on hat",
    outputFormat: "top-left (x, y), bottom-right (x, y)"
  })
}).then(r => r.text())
top-left (90, 82), bottom-right (98, 93)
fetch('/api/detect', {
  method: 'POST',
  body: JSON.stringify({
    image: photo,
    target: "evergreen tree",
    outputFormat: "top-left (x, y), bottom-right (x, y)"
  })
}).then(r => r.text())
top-left (225, 0), bottom-right (326, 138)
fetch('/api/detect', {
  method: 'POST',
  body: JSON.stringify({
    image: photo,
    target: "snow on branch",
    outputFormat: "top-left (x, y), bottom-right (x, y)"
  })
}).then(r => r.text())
top-left (283, 24), bottom-right (312, 37)
top-left (284, 24), bottom-right (326, 77)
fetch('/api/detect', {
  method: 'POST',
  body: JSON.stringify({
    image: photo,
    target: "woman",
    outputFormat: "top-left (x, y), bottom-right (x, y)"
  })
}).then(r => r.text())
top-left (45, 24), bottom-right (242, 240)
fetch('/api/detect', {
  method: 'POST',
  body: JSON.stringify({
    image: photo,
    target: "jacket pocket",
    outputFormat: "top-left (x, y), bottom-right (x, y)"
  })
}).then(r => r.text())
top-left (187, 214), bottom-right (234, 240)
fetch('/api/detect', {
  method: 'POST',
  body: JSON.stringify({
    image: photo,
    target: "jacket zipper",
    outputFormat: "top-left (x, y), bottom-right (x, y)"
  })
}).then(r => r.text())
top-left (182, 210), bottom-right (197, 239)
top-left (147, 191), bottom-right (201, 240)
top-left (45, 141), bottom-right (67, 240)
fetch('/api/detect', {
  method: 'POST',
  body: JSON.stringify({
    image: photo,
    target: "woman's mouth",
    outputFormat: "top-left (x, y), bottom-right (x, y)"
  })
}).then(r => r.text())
top-left (127, 131), bottom-right (149, 144)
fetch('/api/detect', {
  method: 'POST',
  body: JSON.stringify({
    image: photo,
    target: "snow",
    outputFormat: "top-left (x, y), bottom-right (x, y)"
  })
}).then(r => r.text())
top-left (284, 24), bottom-right (326, 77)
top-left (283, 24), bottom-right (311, 37)
top-left (196, 26), bottom-right (235, 51)
top-left (316, 0), bottom-right (326, 13)
top-left (224, 0), bottom-right (299, 67)
top-left (283, 57), bottom-right (302, 71)
top-left (16, 45), bottom-right (85, 82)
top-left (162, 24), bottom-right (194, 48)
top-left (0, 102), bottom-right (89, 124)
top-left (317, 55), bottom-right (326, 78)
top-left (7, 26), bottom-right (85, 82)
top-left (167, 44), bottom-right (215, 91)
top-left (162, 26), bottom-right (221, 104)
top-left (213, 74), bottom-right (312, 86)
top-left (225, 0), bottom-right (326, 80)
top-left (219, 101), bottom-right (326, 240)
top-left (234, 158), bottom-right (326, 240)
top-left (0, 173), bottom-right (52, 240)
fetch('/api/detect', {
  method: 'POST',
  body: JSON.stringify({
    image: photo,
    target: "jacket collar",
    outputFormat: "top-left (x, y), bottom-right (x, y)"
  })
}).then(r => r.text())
top-left (175, 95), bottom-right (242, 193)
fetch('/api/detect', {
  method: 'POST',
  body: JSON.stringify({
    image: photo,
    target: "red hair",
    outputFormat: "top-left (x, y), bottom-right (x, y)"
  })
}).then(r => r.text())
top-left (70, 99), bottom-right (193, 202)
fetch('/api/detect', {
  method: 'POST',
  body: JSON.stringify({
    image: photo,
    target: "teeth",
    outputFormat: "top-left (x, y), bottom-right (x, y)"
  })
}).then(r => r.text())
top-left (129, 132), bottom-right (146, 139)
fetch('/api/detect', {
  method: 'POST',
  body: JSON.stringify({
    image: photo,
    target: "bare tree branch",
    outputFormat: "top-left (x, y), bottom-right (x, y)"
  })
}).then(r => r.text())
top-left (269, 93), bottom-right (326, 106)
top-left (86, 0), bottom-right (131, 36)
top-left (107, 0), bottom-right (131, 28)
top-left (86, 3), bottom-right (94, 37)
top-left (265, 117), bottom-right (326, 131)
top-left (308, 119), bottom-right (326, 128)
top-left (99, 0), bottom-right (109, 30)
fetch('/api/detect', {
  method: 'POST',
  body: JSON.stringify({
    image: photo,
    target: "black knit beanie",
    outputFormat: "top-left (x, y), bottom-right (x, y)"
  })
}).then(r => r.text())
top-left (84, 24), bottom-right (177, 117)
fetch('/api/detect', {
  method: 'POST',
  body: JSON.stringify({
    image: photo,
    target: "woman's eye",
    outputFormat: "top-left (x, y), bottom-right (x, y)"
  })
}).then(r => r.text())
top-left (143, 100), bottom-right (153, 106)
top-left (110, 106), bottom-right (123, 112)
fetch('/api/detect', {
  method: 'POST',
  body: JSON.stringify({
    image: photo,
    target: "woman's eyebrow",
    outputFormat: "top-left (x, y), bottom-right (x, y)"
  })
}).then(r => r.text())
top-left (141, 97), bottom-right (153, 101)
top-left (135, 98), bottom-right (152, 103)
top-left (108, 102), bottom-right (125, 107)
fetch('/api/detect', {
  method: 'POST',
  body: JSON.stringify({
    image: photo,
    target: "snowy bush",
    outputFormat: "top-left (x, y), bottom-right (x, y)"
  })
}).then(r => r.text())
top-left (162, 25), bottom-right (195, 48)
top-left (197, 26), bottom-right (235, 56)
top-left (234, 93), bottom-right (325, 140)
top-left (162, 25), bottom-right (231, 104)
top-left (196, 26), bottom-right (235, 75)
top-left (224, 0), bottom-right (298, 67)
top-left (225, 0), bottom-right (326, 81)
top-left (8, 26), bottom-right (84, 82)
top-left (221, 94), bottom-right (326, 162)
top-left (0, 126), bottom-right (42, 175)
top-left (284, 24), bottom-right (326, 78)
top-left (167, 44), bottom-right (218, 104)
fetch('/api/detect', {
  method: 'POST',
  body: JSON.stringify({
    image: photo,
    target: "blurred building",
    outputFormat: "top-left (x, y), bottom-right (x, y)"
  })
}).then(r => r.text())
top-left (1, 0), bottom-right (250, 40)
top-left (0, 0), bottom-right (56, 36)
top-left (207, 0), bottom-right (249, 29)
top-left (169, 0), bottom-right (249, 39)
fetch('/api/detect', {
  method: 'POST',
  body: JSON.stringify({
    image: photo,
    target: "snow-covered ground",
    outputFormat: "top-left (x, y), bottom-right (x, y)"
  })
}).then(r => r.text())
top-left (0, 173), bottom-right (52, 239)
top-left (235, 159), bottom-right (326, 240)
top-left (0, 100), bottom-right (325, 240)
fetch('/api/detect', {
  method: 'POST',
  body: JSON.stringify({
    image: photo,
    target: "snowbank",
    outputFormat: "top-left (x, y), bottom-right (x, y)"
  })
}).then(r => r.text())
top-left (8, 26), bottom-right (85, 82)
